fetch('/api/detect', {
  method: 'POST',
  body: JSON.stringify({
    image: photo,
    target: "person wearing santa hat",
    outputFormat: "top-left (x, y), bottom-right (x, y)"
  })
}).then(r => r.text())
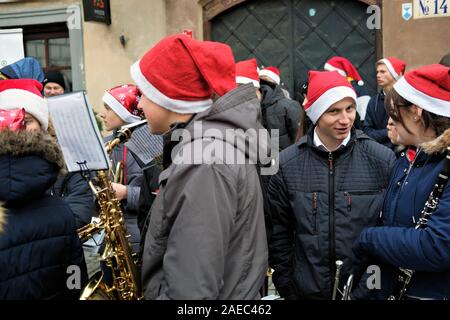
top-left (353, 64), bottom-right (450, 300)
top-left (100, 84), bottom-right (145, 254)
top-left (364, 57), bottom-right (406, 150)
top-left (251, 63), bottom-right (301, 151)
top-left (0, 78), bottom-right (96, 228)
top-left (324, 56), bottom-right (370, 125)
top-left (235, 58), bottom-right (262, 100)
top-left (0, 79), bottom-right (87, 299)
top-left (1, 77), bottom-right (96, 255)
top-left (131, 34), bottom-right (268, 300)
top-left (259, 66), bottom-right (291, 99)
top-left (259, 66), bottom-right (281, 85)
top-left (0, 78), bottom-right (49, 132)
top-left (268, 70), bottom-right (395, 300)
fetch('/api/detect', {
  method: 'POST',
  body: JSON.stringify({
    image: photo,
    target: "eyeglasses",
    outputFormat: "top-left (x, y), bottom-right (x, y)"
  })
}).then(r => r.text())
top-left (386, 103), bottom-right (412, 122)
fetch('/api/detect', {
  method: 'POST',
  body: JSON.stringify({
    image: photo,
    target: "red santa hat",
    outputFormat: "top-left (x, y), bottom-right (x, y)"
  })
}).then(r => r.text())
top-left (130, 34), bottom-right (236, 114)
top-left (259, 66), bottom-right (280, 85)
top-left (378, 57), bottom-right (406, 80)
top-left (102, 84), bottom-right (143, 124)
top-left (324, 56), bottom-right (364, 86)
top-left (0, 79), bottom-right (48, 130)
top-left (304, 70), bottom-right (357, 124)
top-left (236, 58), bottom-right (260, 88)
top-left (0, 108), bottom-right (26, 132)
top-left (393, 64), bottom-right (450, 117)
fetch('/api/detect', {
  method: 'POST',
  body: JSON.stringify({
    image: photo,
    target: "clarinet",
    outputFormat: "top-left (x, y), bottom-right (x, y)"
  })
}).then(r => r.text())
top-left (389, 145), bottom-right (450, 300)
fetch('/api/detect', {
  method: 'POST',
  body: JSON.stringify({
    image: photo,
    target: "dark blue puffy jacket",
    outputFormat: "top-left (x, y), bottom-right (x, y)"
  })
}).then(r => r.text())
top-left (354, 129), bottom-right (450, 299)
top-left (363, 91), bottom-right (394, 149)
top-left (0, 131), bottom-right (87, 300)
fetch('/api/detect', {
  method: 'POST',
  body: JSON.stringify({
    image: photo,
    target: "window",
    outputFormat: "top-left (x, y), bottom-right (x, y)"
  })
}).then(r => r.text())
top-left (22, 23), bottom-right (72, 91)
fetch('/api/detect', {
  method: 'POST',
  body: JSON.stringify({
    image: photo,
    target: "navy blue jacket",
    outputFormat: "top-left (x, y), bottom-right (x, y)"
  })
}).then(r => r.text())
top-left (354, 129), bottom-right (450, 299)
top-left (0, 131), bottom-right (87, 300)
top-left (363, 91), bottom-right (393, 149)
top-left (48, 172), bottom-right (96, 229)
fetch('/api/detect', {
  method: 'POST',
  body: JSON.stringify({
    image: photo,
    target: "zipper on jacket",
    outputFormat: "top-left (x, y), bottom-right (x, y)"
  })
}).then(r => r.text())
top-left (344, 192), bottom-right (351, 212)
top-left (328, 152), bottom-right (336, 297)
top-left (402, 150), bottom-right (420, 190)
top-left (312, 192), bottom-right (318, 233)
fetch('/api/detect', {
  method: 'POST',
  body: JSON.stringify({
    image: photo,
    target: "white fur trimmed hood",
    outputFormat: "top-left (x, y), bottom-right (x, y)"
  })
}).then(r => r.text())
top-left (0, 130), bottom-right (66, 205)
top-left (0, 130), bottom-right (65, 171)
top-left (421, 128), bottom-right (450, 155)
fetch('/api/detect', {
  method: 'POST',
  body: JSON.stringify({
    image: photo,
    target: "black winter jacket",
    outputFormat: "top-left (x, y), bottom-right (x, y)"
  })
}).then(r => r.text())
top-left (0, 131), bottom-right (87, 299)
top-left (260, 83), bottom-right (300, 150)
top-left (268, 128), bottom-right (395, 299)
top-left (47, 172), bottom-right (96, 229)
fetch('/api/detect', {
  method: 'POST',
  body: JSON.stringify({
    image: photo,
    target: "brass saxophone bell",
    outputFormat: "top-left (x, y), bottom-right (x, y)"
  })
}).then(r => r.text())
top-left (80, 271), bottom-right (116, 300)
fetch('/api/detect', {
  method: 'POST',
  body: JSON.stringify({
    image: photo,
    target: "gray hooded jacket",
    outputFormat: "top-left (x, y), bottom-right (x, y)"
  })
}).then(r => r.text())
top-left (141, 84), bottom-right (269, 300)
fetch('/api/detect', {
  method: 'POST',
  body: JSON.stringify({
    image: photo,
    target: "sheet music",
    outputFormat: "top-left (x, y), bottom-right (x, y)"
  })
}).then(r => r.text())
top-left (47, 91), bottom-right (109, 172)
top-left (125, 125), bottom-right (163, 167)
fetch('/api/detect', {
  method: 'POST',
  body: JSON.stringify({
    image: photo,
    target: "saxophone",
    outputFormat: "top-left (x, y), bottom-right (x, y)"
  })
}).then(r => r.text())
top-left (77, 123), bottom-right (145, 300)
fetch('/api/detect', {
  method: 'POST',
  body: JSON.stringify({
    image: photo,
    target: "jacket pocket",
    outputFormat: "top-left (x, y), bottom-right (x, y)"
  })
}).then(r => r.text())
top-left (292, 191), bottom-right (320, 235)
top-left (340, 190), bottom-right (384, 229)
top-left (343, 190), bottom-right (384, 212)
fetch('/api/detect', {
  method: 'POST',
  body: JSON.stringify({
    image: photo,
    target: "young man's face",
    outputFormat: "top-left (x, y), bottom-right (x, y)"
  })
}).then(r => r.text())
top-left (376, 64), bottom-right (395, 88)
top-left (316, 97), bottom-right (356, 145)
top-left (99, 104), bottom-right (126, 131)
top-left (43, 82), bottom-right (65, 97)
top-left (138, 95), bottom-right (173, 134)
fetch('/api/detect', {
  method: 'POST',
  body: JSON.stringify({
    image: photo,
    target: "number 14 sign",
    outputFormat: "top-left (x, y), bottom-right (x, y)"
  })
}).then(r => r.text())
top-left (414, 0), bottom-right (449, 19)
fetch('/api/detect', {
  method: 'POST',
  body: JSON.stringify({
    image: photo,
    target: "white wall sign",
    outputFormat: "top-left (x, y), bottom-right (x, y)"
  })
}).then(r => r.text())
top-left (414, 0), bottom-right (450, 19)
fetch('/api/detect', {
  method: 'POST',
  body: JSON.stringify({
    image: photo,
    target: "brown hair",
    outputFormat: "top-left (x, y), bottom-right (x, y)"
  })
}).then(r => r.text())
top-left (385, 88), bottom-right (450, 137)
top-left (295, 107), bottom-right (307, 142)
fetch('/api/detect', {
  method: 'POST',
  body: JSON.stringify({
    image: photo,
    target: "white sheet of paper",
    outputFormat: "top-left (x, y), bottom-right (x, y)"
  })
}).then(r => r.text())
top-left (47, 91), bottom-right (109, 172)
top-left (0, 28), bottom-right (24, 67)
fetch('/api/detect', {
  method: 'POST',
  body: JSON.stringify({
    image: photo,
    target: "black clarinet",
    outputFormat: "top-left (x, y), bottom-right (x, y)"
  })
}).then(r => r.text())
top-left (389, 145), bottom-right (450, 300)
